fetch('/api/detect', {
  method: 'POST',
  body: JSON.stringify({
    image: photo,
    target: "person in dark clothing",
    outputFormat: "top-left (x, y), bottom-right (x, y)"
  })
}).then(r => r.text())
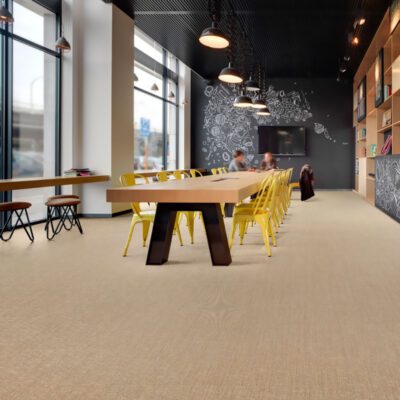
top-left (259, 152), bottom-right (278, 171)
top-left (300, 164), bottom-right (315, 201)
top-left (228, 150), bottom-right (248, 172)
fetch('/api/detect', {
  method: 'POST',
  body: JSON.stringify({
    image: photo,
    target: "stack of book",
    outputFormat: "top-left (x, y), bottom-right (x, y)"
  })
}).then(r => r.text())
top-left (384, 84), bottom-right (392, 100)
top-left (64, 168), bottom-right (92, 177)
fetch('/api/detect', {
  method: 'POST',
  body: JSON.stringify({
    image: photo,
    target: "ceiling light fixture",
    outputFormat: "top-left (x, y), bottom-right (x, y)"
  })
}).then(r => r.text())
top-left (244, 75), bottom-right (260, 92)
top-left (257, 107), bottom-right (271, 116)
top-left (199, 0), bottom-right (229, 49)
top-left (55, 35), bottom-right (71, 52)
top-left (0, 1), bottom-right (14, 24)
top-left (252, 96), bottom-right (267, 109)
top-left (168, 90), bottom-right (175, 99)
top-left (218, 62), bottom-right (243, 84)
top-left (134, 72), bottom-right (139, 82)
top-left (151, 83), bottom-right (159, 91)
top-left (199, 21), bottom-right (229, 49)
top-left (233, 89), bottom-right (253, 108)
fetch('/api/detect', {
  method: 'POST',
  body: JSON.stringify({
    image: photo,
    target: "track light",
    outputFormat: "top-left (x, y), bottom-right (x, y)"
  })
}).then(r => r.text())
top-left (218, 62), bottom-right (243, 84)
top-left (55, 35), bottom-right (71, 52)
top-left (0, 2), bottom-right (14, 24)
top-left (199, 21), bottom-right (229, 49)
top-left (339, 64), bottom-right (347, 73)
top-left (233, 90), bottom-right (253, 108)
top-left (348, 33), bottom-right (359, 46)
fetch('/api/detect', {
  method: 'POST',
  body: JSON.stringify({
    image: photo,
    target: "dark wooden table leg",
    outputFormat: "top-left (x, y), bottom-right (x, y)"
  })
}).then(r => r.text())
top-left (201, 203), bottom-right (232, 266)
top-left (146, 203), bottom-right (177, 265)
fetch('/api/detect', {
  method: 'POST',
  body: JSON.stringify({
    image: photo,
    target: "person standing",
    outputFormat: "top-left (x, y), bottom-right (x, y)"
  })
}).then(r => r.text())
top-left (259, 152), bottom-right (278, 170)
top-left (228, 150), bottom-right (248, 172)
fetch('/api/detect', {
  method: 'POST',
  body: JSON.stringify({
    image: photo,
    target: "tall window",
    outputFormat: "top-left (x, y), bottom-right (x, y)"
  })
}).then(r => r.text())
top-left (0, 0), bottom-right (61, 222)
top-left (134, 28), bottom-right (179, 171)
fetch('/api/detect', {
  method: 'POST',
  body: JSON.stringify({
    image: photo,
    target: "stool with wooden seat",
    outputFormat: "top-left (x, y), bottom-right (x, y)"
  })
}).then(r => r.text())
top-left (0, 202), bottom-right (34, 242)
top-left (45, 195), bottom-right (83, 240)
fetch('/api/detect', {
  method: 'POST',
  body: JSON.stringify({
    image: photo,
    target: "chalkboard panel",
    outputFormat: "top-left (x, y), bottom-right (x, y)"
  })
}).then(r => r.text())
top-left (376, 155), bottom-right (400, 222)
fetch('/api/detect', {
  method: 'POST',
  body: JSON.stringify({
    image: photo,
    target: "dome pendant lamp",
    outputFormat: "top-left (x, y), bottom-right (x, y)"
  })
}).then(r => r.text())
top-left (245, 75), bottom-right (260, 92)
top-left (0, 1), bottom-right (14, 24)
top-left (257, 106), bottom-right (271, 116)
top-left (199, 21), bottom-right (229, 49)
top-left (233, 90), bottom-right (253, 108)
top-left (55, 35), bottom-right (71, 52)
top-left (218, 62), bottom-right (243, 84)
top-left (252, 96), bottom-right (267, 109)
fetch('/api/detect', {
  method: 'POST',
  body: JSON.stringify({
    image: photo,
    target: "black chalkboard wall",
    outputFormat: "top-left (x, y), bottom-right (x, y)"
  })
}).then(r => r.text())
top-left (191, 74), bottom-right (355, 189)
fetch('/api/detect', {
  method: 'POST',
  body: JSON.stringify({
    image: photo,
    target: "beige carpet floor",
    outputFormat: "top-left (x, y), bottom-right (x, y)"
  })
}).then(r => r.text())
top-left (1, 191), bottom-right (400, 399)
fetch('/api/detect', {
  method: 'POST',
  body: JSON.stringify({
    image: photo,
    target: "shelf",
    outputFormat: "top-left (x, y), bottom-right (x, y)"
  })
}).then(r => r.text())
top-left (378, 124), bottom-right (393, 133)
top-left (367, 176), bottom-right (376, 181)
top-left (357, 138), bottom-right (367, 142)
top-left (378, 95), bottom-right (392, 109)
top-left (367, 108), bottom-right (377, 117)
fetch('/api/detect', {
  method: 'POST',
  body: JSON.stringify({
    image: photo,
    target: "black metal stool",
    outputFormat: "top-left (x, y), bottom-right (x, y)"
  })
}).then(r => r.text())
top-left (0, 202), bottom-right (34, 242)
top-left (45, 195), bottom-right (83, 240)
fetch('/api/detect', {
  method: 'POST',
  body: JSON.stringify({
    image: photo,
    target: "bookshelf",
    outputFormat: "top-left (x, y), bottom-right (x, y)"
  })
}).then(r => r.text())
top-left (353, 10), bottom-right (400, 206)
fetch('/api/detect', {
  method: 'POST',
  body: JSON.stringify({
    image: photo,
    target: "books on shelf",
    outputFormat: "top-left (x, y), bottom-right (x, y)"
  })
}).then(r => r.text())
top-left (370, 144), bottom-right (377, 157)
top-left (384, 84), bottom-right (392, 100)
top-left (382, 109), bottom-right (392, 127)
top-left (359, 146), bottom-right (367, 157)
top-left (64, 168), bottom-right (92, 177)
top-left (381, 134), bottom-right (393, 155)
top-left (359, 127), bottom-right (367, 140)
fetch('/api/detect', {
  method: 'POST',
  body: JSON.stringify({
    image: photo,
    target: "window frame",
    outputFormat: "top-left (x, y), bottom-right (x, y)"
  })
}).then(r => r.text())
top-left (0, 0), bottom-right (62, 226)
top-left (134, 40), bottom-right (179, 171)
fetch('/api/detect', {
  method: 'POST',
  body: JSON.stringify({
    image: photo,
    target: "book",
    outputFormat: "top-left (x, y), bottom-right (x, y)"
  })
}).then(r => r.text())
top-left (382, 109), bottom-right (392, 127)
top-left (384, 84), bottom-right (392, 100)
top-left (370, 144), bottom-right (377, 157)
top-left (64, 168), bottom-right (93, 177)
top-left (381, 135), bottom-right (393, 155)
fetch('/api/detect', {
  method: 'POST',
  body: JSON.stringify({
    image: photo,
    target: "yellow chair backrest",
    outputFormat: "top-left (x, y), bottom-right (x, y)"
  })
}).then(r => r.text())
top-left (211, 168), bottom-right (219, 175)
top-left (173, 170), bottom-right (191, 180)
top-left (218, 167), bottom-right (226, 174)
top-left (156, 171), bottom-right (171, 182)
top-left (190, 169), bottom-right (203, 178)
top-left (120, 173), bottom-right (149, 217)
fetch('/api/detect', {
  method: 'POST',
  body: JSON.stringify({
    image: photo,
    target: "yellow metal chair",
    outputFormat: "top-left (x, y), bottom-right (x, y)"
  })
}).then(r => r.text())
top-left (156, 171), bottom-right (172, 182)
top-left (229, 175), bottom-right (277, 257)
top-left (218, 167), bottom-right (226, 174)
top-left (120, 173), bottom-right (183, 256)
top-left (190, 169), bottom-right (203, 178)
top-left (211, 168), bottom-right (219, 175)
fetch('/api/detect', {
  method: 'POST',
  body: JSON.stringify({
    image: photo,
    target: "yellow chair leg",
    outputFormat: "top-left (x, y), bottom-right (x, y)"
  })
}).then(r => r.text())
top-left (229, 219), bottom-right (238, 249)
top-left (123, 217), bottom-right (138, 257)
top-left (142, 220), bottom-right (150, 247)
top-left (239, 222), bottom-right (246, 245)
top-left (186, 212), bottom-right (195, 244)
top-left (268, 218), bottom-right (277, 247)
top-left (175, 221), bottom-right (183, 246)
top-left (256, 216), bottom-right (272, 257)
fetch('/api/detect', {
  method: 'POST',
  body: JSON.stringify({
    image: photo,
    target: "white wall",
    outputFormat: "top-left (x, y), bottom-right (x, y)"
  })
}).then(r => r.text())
top-left (61, 0), bottom-right (134, 215)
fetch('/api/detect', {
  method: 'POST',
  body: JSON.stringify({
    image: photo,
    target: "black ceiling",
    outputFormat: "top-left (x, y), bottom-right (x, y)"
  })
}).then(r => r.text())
top-left (112, 0), bottom-right (391, 79)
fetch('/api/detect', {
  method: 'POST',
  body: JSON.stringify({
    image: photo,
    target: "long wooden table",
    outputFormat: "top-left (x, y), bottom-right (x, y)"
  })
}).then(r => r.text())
top-left (0, 175), bottom-right (110, 191)
top-left (107, 171), bottom-right (272, 266)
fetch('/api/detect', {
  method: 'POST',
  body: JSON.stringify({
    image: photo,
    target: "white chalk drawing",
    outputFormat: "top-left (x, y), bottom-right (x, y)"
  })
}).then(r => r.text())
top-left (376, 156), bottom-right (400, 222)
top-left (202, 83), bottom-right (344, 167)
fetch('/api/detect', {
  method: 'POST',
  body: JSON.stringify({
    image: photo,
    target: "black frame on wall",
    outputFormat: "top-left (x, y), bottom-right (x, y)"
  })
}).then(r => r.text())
top-left (0, 0), bottom-right (62, 227)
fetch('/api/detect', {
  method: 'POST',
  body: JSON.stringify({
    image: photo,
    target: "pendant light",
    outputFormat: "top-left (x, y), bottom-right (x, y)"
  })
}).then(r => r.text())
top-left (55, 35), bottom-right (71, 52)
top-left (134, 72), bottom-right (139, 82)
top-left (0, 1), bottom-right (14, 24)
top-left (257, 107), bottom-right (271, 116)
top-left (233, 89), bottom-right (253, 108)
top-left (151, 83), bottom-right (159, 91)
top-left (168, 90), bottom-right (175, 99)
top-left (55, 25), bottom-right (71, 52)
top-left (252, 96), bottom-right (267, 109)
top-left (199, 0), bottom-right (229, 49)
top-left (150, 40), bottom-right (160, 91)
top-left (244, 75), bottom-right (259, 92)
top-left (199, 21), bottom-right (229, 49)
top-left (218, 62), bottom-right (243, 84)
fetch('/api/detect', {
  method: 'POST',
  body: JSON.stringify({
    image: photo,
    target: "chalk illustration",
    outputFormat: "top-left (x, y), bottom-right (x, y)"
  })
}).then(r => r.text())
top-left (201, 83), bottom-right (343, 167)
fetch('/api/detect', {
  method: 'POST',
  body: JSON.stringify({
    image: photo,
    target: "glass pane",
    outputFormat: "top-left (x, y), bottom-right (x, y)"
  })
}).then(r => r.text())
top-left (134, 90), bottom-right (163, 171)
top-left (134, 29), bottom-right (163, 64)
top-left (134, 62), bottom-right (163, 95)
top-left (166, 103), bottom-right (177, 170)
top-left (13, 0), bottom-right (57, 49)
top-left (12, 41), bottom-right (57, 221)
top-left (166, 53), bottom-right (177, 74)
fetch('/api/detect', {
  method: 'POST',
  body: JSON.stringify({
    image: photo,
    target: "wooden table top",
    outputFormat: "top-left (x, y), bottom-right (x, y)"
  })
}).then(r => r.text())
top-left (0, 175), bottom-right (110, 191)
top-left (107, 171), bottom-right (273, 204)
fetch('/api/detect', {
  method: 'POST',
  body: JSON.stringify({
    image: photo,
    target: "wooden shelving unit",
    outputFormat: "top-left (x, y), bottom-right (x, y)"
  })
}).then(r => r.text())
top-left (353, 10), bottom-right (400, 206)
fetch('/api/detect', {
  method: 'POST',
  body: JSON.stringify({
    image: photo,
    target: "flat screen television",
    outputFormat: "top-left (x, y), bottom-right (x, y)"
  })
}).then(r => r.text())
top-left (258, 126), bottom-right (307, 156)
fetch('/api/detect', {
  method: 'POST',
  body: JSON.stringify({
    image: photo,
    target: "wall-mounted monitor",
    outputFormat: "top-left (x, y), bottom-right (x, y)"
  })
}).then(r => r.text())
top-left (258, 126), bottom-right (307, 156)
